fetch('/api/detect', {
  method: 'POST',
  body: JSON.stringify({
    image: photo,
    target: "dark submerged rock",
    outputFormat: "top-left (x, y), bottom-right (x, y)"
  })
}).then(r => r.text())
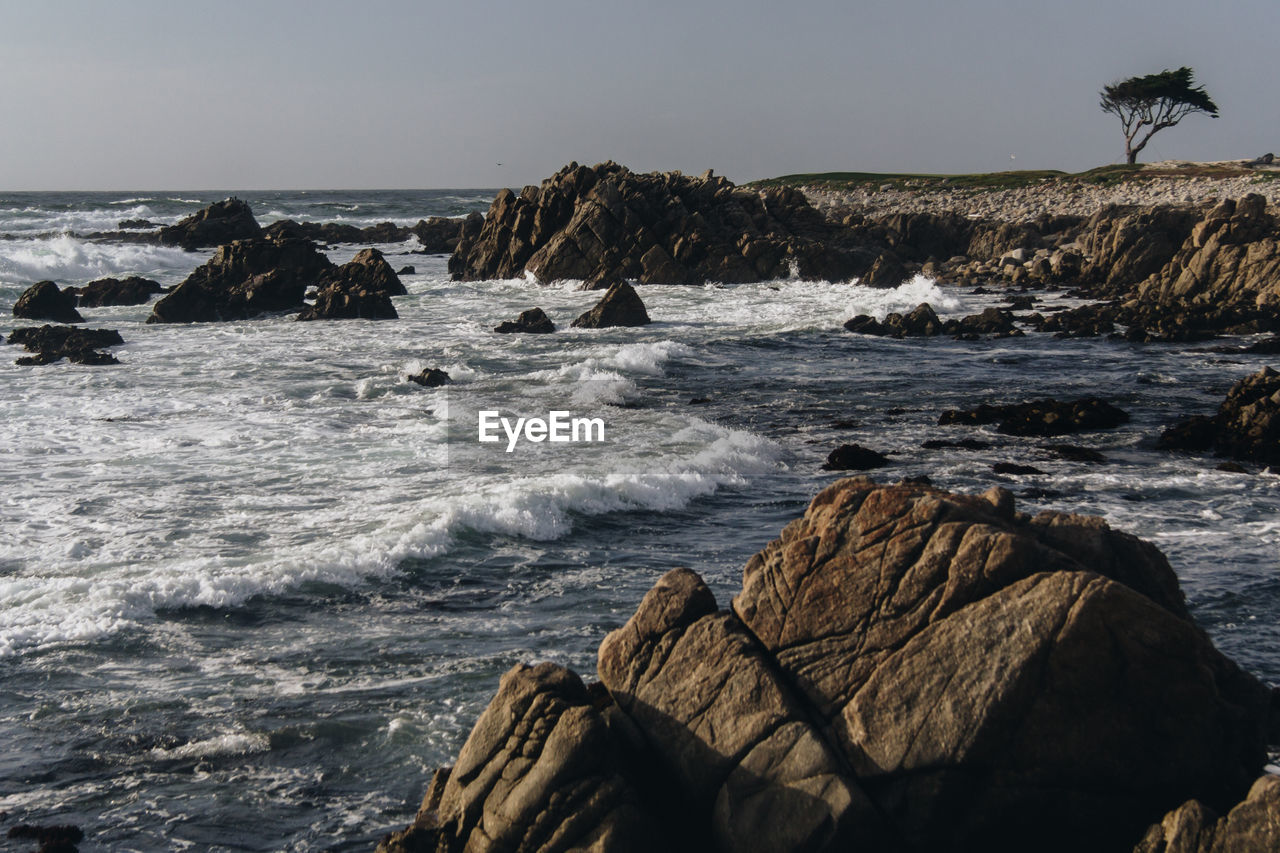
top-left (571, 281), bottom-right (651, 329)
top-left (13, 281), bottom-right (83, 323)
top-left (7, 324), bottom-right (122, 366)
top-left (992, 461), bottom-right (1046, 475)
top-left (494, 307), bottom-right (555, 334)
top-left (822, 443), bottom-right (890, 470)
top-left (71, 276), bottom-right (164, 308)
top-left (940, 397), bottom-right (1130, 436)
top-left (158, 197), bottom-right (262, 249)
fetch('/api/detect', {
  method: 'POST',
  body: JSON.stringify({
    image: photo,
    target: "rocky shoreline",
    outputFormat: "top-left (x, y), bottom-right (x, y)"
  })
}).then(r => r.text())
top-left (378, 478), bottom-right (1279, 853)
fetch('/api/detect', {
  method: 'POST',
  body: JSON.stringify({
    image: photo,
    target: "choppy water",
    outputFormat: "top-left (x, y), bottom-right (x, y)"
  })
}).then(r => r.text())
top-left (1, 191), bottom-right (1277, 851)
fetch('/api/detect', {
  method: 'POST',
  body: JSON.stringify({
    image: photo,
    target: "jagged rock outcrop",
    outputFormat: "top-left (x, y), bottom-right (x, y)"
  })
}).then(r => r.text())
top-left (1078, 205), bottom-right (1200, 295)
top-left (147, 237), bottom-right (335, 323)
top-left (1134, 775), bottom-right (1280, 853)
top-left (12, 281), bottom-right (83, 323)
top-left (940, 397), bottom-right (1129, 436)
top-left (297, 248), bottom-right (403, 321)
top-left (263, 219), bottom-right (410, 245)
top-left (7, 325), bottom-right (123, 365)
top-left (413, 213), bottom-right (482, 253)
top-left (158, 198), bottom-right (262, 249)
top-left (381, 479), bottom-right (1273, 853)
top-left (70, 276), bottom-right (164, 307)
top-left (494, 308), bottom-right (555, 334)
top-left (1159, 366), bottom-right (1280, 465)
top-left (571, 281), bottom-right (651, 329)
top-left (449, 162), bottom-right (883, 285)
top-left (1133, 195), bottom-right (1280, 313)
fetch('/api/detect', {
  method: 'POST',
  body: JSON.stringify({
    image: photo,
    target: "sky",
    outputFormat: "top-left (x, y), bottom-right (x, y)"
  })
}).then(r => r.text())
top-left (0, 0), bottom-right (1275, 190)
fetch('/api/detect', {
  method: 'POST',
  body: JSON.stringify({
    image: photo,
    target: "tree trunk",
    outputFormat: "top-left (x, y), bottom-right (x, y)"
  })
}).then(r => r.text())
top-left (1126, 150), bottom-right (1138, 165)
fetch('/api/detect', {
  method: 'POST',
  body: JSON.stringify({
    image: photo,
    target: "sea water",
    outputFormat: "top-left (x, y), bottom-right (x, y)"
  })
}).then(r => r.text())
top-left (0, 191), bottom-right (1276, 850)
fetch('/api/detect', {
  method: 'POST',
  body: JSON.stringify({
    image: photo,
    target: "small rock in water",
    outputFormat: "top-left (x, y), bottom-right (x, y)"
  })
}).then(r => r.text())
top-left (408, 368), bottom-right (450, 388)
top-left (822, 443), bottom-right (889, 470)
top-left (993, 461), bottom-right (1046, 475)
top-left (494, 307), bottom-right (555, 334)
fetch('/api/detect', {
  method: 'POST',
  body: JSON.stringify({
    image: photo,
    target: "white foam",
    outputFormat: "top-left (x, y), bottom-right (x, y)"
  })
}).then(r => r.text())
top-left (0, 235), bottom-right (198, 289)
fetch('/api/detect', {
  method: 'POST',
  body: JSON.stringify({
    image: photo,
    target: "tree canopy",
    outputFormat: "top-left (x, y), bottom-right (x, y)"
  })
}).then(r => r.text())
top-left (1100, 67), bottom-right (1219, 165)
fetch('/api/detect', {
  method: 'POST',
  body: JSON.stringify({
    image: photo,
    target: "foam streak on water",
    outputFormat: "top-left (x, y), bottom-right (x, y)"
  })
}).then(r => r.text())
top-left (0, 190), bottom-right (1277, 851)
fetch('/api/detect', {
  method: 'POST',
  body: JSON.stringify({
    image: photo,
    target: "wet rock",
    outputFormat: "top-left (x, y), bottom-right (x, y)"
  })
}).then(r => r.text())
top-left (7, 324), bottom-right (122, 365)
top-left (397, 265), bottom-right (415, 275)
top-left (148, 237), bottom-right (334, 323)
top-left (70, 276), bottom-right (164, 308)
top-left (571, 281), bottom-right (651, 329)
top-left (822, 443), bottom-right (889, 470)
top-left (1031, 302), bottom-right (1118, 338)
top-left (326, 247), bottom-right (405, 296)
top-left (945, 306), bottom-right (1022, 338)
top-left (158, 198), bottom-right (262, 249)
top-left (117, 217), bottom-right (157, 229)
top-left (408, 368), bottom-right (450, 388)
top-left (844, 302), bottom-right (942, 337)
top-left (6, 823), bottom-right (84, 852)
top-left (262, 219), bottom-right (410, 244)
top-left (921, 438), bottom-right (992, 450)
top-left (1159, 367), bottom-right (1280, 465)
top-left (297, 285), bottom-right (397, 321)
top-left (12, 281), bottom-right (83, 323)
top-left (411, 214), bottom-right (480, 254)
top-left (940, 397), bottom-right (1130, 436)
top-left (494, 307), bottom-right (555, 334)
top-left (450, 161), bottom-right (874, 285)
top-left (993, 461), bottom-right (1046, 475)
top-left (1041, 444), bottom-right (1109, 463)
top-left (1134, 775), bottom-right (1280, 853)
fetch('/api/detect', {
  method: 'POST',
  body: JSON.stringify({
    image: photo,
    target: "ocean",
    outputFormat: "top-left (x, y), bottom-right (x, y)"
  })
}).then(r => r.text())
top-left (1, 190), bottom-right (1277, 851)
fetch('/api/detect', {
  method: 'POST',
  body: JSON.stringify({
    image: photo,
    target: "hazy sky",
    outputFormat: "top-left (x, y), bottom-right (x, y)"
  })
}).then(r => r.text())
top-left (1, 0), bottom-right (1275, 190)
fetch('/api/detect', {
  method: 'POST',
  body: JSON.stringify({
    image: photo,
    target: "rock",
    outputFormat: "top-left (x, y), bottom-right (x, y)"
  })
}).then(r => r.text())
top-left (408, 368), bottom-right (450, 388)
top-left (375, 662), bottom-right (666, 853)
top-left (944, 306), bottom-right (1022, 338)
top-left (734, 479), bottom-right (1269, 850)
top-left (297, 284), bottom-right (397, 321)
top-left (7, 325), bottom-right (124, 366)
top-left (921, 438), bottom-right (992, 450)
top-left (494, 307), bottom-right (555, 334)
top-left (327, 247), bottom-right (405, 296)
top-left (117, 217), bottom-right (158, 229)
top-left (158, 198), bottom-right (262, 249)
top-left (1078, 204), bottom-right (1199, 296)
top-left (571, 281), bottom-right (651, 329)
top-left (992, 461), bottom-right (1046, 475)
top-left (822, 443), bottom-right (890, 470)
top-left (1041, 444), bottom-right (1109, 463)
top-left (397, 266), bottom-right (416, 275)
top-left (940, 397), bottom-right (1130, 436)
top-left (411, 214), bottom-right (480, 254)
top-left (1158, 367), bottom-right (1280, 465)
top-left (598, 569), bottom-right (892, 852)
top-left (12, 281), bottom-right (83, 323)
top-left (70, 276), bottom-right (164, 308)
top-left (862, 252), bottom-right (908, 288)
top-left (1032, 302), bottom-right (1118, 338)
top-left (147, 237), bottom-right (335, 323)
top-left (383, 479), bottom-right (1273, 853)
top-left (6, 823), bottom-right (84, 852)
top-left (262, 219), bottom-right (410, 244)
top-left (1134, 775), bottom-right (1280, 853)
top-left (449, 161), bottom-right (874, 285)
top-left (844, 302), bottom-right (942, 337)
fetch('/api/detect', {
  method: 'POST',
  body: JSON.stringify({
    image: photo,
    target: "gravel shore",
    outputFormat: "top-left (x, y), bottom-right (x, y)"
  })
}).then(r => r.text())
top-left (801, 161), bottom-right (1280, 221)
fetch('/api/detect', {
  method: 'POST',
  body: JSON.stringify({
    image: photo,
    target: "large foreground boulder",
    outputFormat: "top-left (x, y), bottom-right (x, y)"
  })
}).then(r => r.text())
top-left (449, 161), bottom-right (882, 285)
top-left (380, 479), bottom-right (1272, 853)
top-left (12, 281), bottom-right (83, 323)
top-left (1159, 366), bottom-right (1280, 465)
top-left (147, 237), bottom-right (335, 323)
top-left (158, 198), bottom-right (262, 249)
